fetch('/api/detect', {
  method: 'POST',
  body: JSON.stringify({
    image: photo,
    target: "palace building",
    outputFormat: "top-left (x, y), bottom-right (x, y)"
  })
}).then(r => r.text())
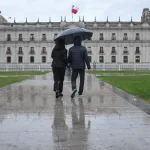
top-left (0, 8), bottom-right (150, 64)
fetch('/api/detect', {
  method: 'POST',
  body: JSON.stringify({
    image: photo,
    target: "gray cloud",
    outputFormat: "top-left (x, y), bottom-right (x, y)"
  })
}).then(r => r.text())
top-left (0, 0), bottom-right (150, 22)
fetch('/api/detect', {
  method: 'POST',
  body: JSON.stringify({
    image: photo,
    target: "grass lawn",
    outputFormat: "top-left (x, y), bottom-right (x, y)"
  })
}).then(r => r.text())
top-left (0, 71), bottom-right (50, 88)
top-left (0, 76), bottom-right (29, 88)
top-left (98, 75), bottom-right (150, 103)
top-left (0, 71), bottom-right (50, 76)
top-left (90, 70), bottom-right (150, 76)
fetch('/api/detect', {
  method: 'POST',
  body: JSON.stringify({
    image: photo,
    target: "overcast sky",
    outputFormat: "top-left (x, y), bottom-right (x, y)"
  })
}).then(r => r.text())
top-left (0, 0), bottom-right (150, 22)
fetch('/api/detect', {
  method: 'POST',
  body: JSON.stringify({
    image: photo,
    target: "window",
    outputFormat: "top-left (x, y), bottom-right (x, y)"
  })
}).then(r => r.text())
top-left (100, 33), bottom-right (104, 40)
top-left (111, 56), bottom-right (116, 63)
top-left (111, 33), bottom-right (116, 40)
top-left (123, 56), bottom-right (128, 63)
top-left (42, 47), bottom-right (47, 54)
top-left (7, 34), bottom-right (11, 41)
top-left (99, 56), bottom-right (104, 63)
top-left (88, 56), bottom-right (92, 63)
top-left (123, 33), bottom-right (128, 40)
top-left (42, 56), bottom-right (46, 63)
top-left (54, 33), bottom-right (58, 39)
top-left (99, 47), bottom-right (104, 54)
top-left (7, 56), bottom-right (11, 63)
top-left (30, 47), bottom-right (35, 54)
top-left (18, 56), bottom-right (23, 63)
top-left (30, 34), bottom-right (34, 41)
top-left (111, 47), bottom-right (116, 54)
top-left (18, 47), bottom-right (23, 54)
top-left (135, 47), bottom-right (140, 54)
top-left (123, 47), bottom-right (128, 54)
top-left (18, 34), bottom-right (23, 41)
top-left (6, 47), bottom-right (11, 54)
top-left (135, 33), bottom-right (140, 40)
top-left (87, 47), bottom-right (92, 54)
top-left (135, 56), bottom-right (140, 63)
top-left (30, 56), bottom-right (34, 63)
top-left (42, 34), bottom-right (46, 40)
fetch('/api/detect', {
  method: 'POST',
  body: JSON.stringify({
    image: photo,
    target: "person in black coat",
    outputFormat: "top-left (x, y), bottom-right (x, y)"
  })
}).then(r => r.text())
top-left (68, 36), bottom-right (91, 98)
top-left (51, 39), bottom-right (67, 98)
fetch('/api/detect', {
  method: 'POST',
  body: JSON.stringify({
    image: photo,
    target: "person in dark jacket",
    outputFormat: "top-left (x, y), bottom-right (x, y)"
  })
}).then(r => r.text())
top-left (68, 36), bottom-right (91, 98)
top-left (51, 39), bottom-right (67, 98)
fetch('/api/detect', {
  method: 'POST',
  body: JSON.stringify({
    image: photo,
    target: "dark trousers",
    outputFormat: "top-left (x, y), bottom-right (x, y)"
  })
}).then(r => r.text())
top-left (52, 67), bottom-right (66, 93)
top-left (71, 69), bottom-right (85, 94)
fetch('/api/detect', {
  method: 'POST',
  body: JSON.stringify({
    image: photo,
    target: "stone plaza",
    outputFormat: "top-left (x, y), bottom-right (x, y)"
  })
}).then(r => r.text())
top-left (0, 72), bottom-right (150, 150)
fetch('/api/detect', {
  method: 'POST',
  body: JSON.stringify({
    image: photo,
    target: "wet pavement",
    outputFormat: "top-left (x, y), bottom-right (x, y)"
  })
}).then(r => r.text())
top-left (0, 72), bottom-right (150, 150)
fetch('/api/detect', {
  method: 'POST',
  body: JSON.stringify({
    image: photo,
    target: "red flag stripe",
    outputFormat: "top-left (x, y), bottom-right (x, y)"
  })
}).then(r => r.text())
top-left (72, 9), bottom-right (78, 14)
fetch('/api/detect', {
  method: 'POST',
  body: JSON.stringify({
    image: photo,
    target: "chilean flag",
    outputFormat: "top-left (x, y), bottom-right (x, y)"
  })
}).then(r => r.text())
top-left (72, 5), bottom-right (79, 14)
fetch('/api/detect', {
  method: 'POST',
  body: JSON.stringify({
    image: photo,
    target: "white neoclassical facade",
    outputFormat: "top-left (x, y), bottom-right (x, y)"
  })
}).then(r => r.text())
top-left (1, 8), bottom-right (150, 65)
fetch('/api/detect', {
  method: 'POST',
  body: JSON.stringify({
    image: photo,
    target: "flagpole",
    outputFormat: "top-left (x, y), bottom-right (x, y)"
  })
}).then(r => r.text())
top-left (72, 5), bottom-right (78, 22)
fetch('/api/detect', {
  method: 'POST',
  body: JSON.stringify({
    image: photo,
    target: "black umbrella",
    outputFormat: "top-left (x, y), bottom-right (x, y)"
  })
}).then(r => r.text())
top-left (54, 27), bottom-right (93, 45)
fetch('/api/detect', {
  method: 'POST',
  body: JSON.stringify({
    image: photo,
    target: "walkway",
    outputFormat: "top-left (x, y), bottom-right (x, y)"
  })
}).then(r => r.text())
top-left (0, 72), bottom-right (150, 150)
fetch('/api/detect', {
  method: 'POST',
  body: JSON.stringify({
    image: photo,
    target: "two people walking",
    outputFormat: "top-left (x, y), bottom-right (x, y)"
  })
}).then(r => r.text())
top-left (51, 36), bottom-right (91, 98)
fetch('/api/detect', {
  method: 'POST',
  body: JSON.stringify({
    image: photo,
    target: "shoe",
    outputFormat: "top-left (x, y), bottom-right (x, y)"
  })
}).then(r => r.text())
top-left (78, 93), bottom-right (83, 96)
top-left (71, 89), bottom-right (77, 98)
top-left (56, 92), bottom-right (60, 98)
top-left (59, 93), bottom-right (63, 97)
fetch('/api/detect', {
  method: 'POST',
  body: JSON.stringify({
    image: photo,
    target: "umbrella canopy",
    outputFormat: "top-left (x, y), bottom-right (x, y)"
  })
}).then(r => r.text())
top-left (54, 27), bottom-right (93, 45)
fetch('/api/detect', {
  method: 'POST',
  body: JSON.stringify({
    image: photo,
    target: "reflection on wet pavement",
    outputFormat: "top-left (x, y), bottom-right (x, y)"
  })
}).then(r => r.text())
top-left (0, 72), bottom-right (150, 150)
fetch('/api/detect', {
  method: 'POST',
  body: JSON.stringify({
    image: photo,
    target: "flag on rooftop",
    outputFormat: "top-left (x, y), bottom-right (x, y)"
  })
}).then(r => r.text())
top-left (72, 5), bottom-right (79, 14)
